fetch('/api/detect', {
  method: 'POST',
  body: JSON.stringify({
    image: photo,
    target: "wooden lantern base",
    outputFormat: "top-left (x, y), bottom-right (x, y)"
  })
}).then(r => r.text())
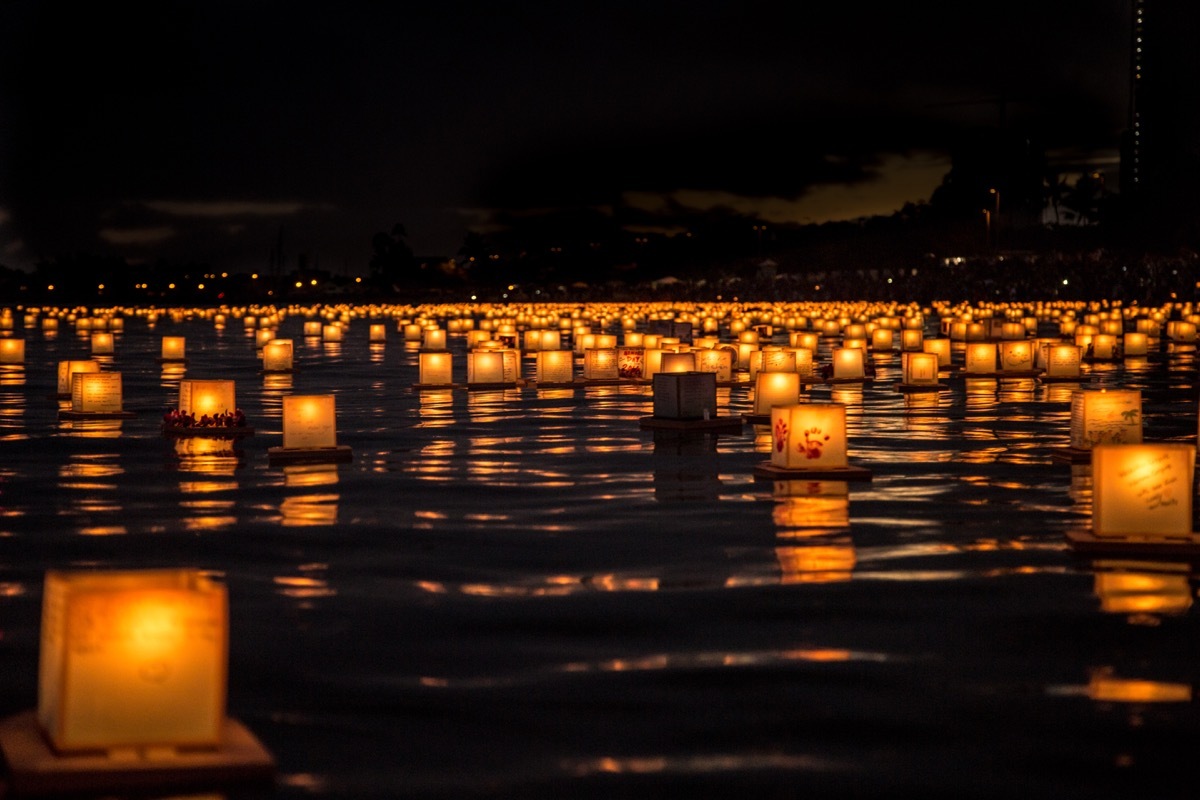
top-left (267, 445), bottom-right (354, 466)
top-left (1065, 529), bottom-right (1200, 558)
top-left (753, 461), bottom-right (873, 481)
top-left (1049, 446), bottom-right (1094, 464)
top-left (638, 416), bottom-right (744, 434)
top-left (0, 711), bottom-right (275, 797)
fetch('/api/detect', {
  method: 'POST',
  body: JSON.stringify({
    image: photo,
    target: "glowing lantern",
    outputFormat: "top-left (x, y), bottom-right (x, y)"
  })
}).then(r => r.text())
top-left (418, 351), bottom-right (453, 386)
top-left (160, 336), bottom-right (186, 362)
top-left (90, 332), bottom-right (114, 355)
top-left (37, 569), bottom-right (227, 752)
top-left (624, 332), bottom-right (644, 348)
top-left (583, 348), bottom-right (619, 380)
top-left (43, 318), bottom-right (59, 332)
top-left (0, 338), bottom-right (25, 364)
top-left (303, 321), bottom-right (323, 337)
top-left (1091, 444), bottom-right (1195, 538)
top-left (998, 340), bottom-right (1033, 371)
top-left (830, 347), bottom-right (865, 380)
top-left (262, 340), bottom-right (294, 373)
top-left (1089, 333), bottom-right (1119, 360)
top-left (660, 351), bottom-right (696, 373)
top-left (56, 360), bottom-right (101, 397)
top-left (467, 350), bottom-right (508, 384)
top-left (695, 348), bottom-right (734, 382)
top-left (1000, 322), bottom-right (1025, 340)
top-left (922, 338), bottom-right (952, 368)
top-left (536, 350), bottom-right (574, 383)
top-left (178, 379), bottom-right (236, 418)
top-left (791, 332), bottom-right (820, 351)
top-left (71, 372), bottom-right (125, 414)
top-left (963, 342), bottom-right (997, 374)
top-left (618, 348), bottom-right (645, 380)
top-left (421, 328), bottom-right (447, 350)
top-left (652, 372), bottom-right (716, 420)
top-left (1123, 332), bottom-right (1149, 356)
top-left (769, 403), bottom-right (850, 471)
top-left (901, 352), bottom-right (940, 385)
top-left (901, 329), bottom-right (923, 352)
top-left (255, 329), bottom-right (275, 349)
top-left (1043, 344), bottom-right (1082, 378)
top-left (321, 325), bottom-right (343, 343)
top-left (274, 394), bottom-right (351, 464)
top-left (753, 371), bottom-right (802, 416)
top-left (735, 342), bottom-right (757, 371)
top-left (750, 349), bottom-right (795, 379)
top-left (1070, 389), bottom-right (1141, 449)
top-left (870, 328), bottom-right (894, 352)
top-left (366, 323), bottom-right (385, 343)
top-left (1167, 321), bottom-right (1197, 342)
top-left (402, 323), bottom-right (423, 342)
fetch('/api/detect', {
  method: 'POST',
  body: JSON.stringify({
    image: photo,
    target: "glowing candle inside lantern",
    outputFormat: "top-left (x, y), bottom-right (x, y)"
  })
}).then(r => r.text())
top-left (369, 324), bottom-right (386, 342)
top-left (770, 403), bottom-right (848, 469)
top-left (870, 328), bottom-right (894, 352)
top-left (467, 350), bottom-right (506, 383)
top-left (660, 351), bottom-right (697, 373)
top-left (282, 394), bottom-right (338, 449)
top-left (421, 328), bottom-right (446, 350)
top-left (1123, 332), bottom-right (1148, 356)
top-left (90, 332), bottom-right (114, 355)
top-left (37, 569), bottom-right (227, 752)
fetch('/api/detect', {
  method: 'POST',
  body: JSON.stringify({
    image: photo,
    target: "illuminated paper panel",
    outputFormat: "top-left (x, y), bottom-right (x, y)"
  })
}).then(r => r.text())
top-left (536, 350), bottom-right (574, 383)
top-left (694, 348), bottom-right (734, 382)
top-left (1044, 344), bottom-right (1082, 377)
top-left (57, 360), bottom-right (101, 396)
top-left (1070, 389), bottom-right (1142, 448)
top-left (583, 348), bottom-right (619, 380)
top-left (770, 404), bottom-right (848, 469)
top-left (831, 348), bottom-right (864, 379)
top-left (998, 340), bottom-right (1033, 371)
top-left (1092, 444), bottom-right (1195, 538)
top-left (179, 379), bottom-right (236, 417)
top-left (902, 352), bottom-right (939, 384)
top-left (282, 394), bottom-right (338, 449)
top-left (754, 371), bottom-right (802, 415)
top-left (964, 343), bottom-right (997, 373)
top-left (72, 372), bottom-right (123, 413)
top-left (262, 339), bottom-right (294, 371)
top-left (38, 569), bottom-right (227, 752)
top-left (160, 336), bottom-right (186, 360)
top-left (652, 372), bottom-right (716, 420)
top-left (418, 351), bottom-right (452, 385)
top-left (0, 338), bottom-right (25, 364)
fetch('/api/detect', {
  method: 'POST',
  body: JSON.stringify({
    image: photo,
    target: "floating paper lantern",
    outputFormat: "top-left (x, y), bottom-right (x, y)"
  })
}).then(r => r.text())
top-left (321, 325), bottom-right (343, 343)
top-left (901, 352), bottom-right (940, 385)
top-left (467, 350), bottom-right (507, 384)
top-left (652, 372), bottom-right (716, 420)
top-left (998, 340), bottom-right (1033, 371)
top-left (1042, 343), bottom-right (1082, 378)
top-left (0, 338), bottom-right (25, 364)
top-left (281, 394), bottom-right (341, 450)
top-left (1089, 333), bottom-right (1119, 360)
top-left (421, 328), bottom-right (447, 350)
top-left (618, 347), bottom-right (644, 380)
top-left (1070, 389), bottom-right (1142, 448)
top-left (160, 336), bottom-right (186, 362)
top-left (1091, 444), bottom-right (1195, 538)
top-left (870, 328), bottom-right (894, 352)
top-left (179, 379), bottom-right (236, 418)
top-left (1167, 321), bottom-right (1197, 342)
top-left (37, 569), bottom-right (227, 752)
top-left (963, 342), bottom-right (997, 373)
top-left (901, 329), bottom-right (923, 351)
top-left (583, 348), bottom-right (619, 380)
top-left (660, 351), bottom-right (697, 374)
top-left (536, 349), bottom-right (574, 383)
top-left (90, 332), bottom-right (115, 355)
top-left (791, 332), bottom-right (820, 351)
top-left (770, 403), bottom-right (848, 470)
top-left (753, 371), bottom-right (802, 416)
top-left (57, 360), bottom-right (101, 397)
top-left (830, 347), bottom-right (865, 380)
top-left (694, 347), bottom-right (734, 382)
top-left (418, 351), bottom-right (453, 385)
top-left (303, 321), bottom-right (323, 337)
top-left (1000, 322), bottom-right (1026, 340)
top-left (255, 329), bottom-right (275, 349)
top-left (71, 372), bottom-right (125, 414)
top-left (43, 318), bottom-right (59, 332)
top-left (922, 338), bottom-right (951, 367)
top-left (368, 324), bottom-right (386, 343)
top-left (402, 323), bottom-right (423, 342)
top-left (262, 339), bottom-right (294, 372)
top-left (1123, 332), bottom-right (1149, 356)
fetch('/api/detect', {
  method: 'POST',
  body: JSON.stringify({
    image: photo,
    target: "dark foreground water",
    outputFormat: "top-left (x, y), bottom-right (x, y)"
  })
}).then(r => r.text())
top-left (1, 305), bottom-right (1198, 800)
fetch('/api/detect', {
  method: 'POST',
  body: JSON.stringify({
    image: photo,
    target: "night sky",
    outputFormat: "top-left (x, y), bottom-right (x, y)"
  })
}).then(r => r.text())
top-left (0, 1), bottom-right (1138, 275)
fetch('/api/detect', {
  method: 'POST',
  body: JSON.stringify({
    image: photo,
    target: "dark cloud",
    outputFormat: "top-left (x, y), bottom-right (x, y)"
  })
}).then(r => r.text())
top-left (0, 0), bottom-right (1152, 270)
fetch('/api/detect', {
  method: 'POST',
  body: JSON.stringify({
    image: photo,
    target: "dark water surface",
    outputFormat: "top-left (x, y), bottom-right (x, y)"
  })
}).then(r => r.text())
top-left (1, 307), bottom-right (1198, 799)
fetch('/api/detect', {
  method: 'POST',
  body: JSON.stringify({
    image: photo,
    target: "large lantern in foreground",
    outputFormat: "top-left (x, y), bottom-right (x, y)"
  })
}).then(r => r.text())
top-left (769, 403), bottom-right (847, 470)
top-left (37, 569), bottom-right (228, 752)
top-left (1090, 444), bottom-right (1195, 539)
top-left (269, 394), bottom-right (352, 464)
top-left (1070, 389), bottom-right (1142, 449)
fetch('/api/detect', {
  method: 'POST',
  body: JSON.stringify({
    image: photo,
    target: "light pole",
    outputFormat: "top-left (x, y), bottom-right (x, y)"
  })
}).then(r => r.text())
top-left (982, 209), bottom-right (991, 249)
